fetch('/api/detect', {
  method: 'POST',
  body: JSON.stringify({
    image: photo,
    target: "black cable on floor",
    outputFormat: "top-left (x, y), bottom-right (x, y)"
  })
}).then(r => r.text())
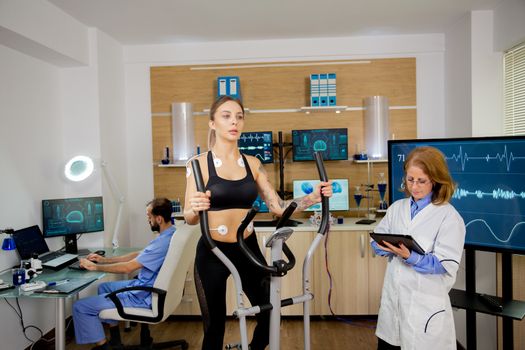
top-left (323, 232), bottom-right (377, 329)
top-left (3, 297), bottom-right (62, 349)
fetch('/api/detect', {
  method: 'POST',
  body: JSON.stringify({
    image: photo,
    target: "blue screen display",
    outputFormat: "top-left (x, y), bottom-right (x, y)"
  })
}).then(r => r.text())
top-left (388, 136), bottom-right (525, 253)
top-left (293, 179), bottom-right (349, 211)
top-left (292, 128), bottom-right (348, 161)
top-left (252, 195), bottom-right (269, 213)
top-left (238, 131), bottom-right (274, 163)
top-left (42, 196), bottom-right (104, 237)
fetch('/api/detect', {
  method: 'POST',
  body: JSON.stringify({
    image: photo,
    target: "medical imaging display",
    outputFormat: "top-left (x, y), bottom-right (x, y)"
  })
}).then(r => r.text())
top-left (292, 128), bottom-right (348, 161)
top-left (388, 136), bottom-right (525, 253)
top-left (238, 131), bottom-right (274, 163)
top-left (42, 196), bottom-right (104, 237)
top-left (252, 195), bottom-right (270, 213)
top-left (293, 179), bottom-right (349, 211)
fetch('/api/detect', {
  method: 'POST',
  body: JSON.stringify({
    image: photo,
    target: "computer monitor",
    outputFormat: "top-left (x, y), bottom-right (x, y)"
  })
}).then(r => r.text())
top-left (42, 196), bottom-right (104, 254)
top-left (293, 179), bottom-right (349, 211)
top-left (238, 131), bottom-right (274, 163)
top-left (388, 136), bottom-right (525, 254)
top-left (292, 128), bottom-right (348, 161)
top-left (252, 195), bottom-right (269, 213)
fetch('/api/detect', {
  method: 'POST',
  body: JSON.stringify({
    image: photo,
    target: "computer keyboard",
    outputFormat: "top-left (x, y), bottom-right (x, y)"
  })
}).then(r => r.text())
top-left (41, 253), bottom-right (78, 269)
top-left (68, 260), bottom-right (86, 270)
top-left (68, 260), bottom-right (97, 271)
top-left (40, 251), bottom-right (67, 263)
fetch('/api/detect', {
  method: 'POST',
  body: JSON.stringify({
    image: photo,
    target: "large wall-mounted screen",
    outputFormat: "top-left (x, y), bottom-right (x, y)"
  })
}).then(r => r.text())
top-left (388, 137), bottom-right (525, 254)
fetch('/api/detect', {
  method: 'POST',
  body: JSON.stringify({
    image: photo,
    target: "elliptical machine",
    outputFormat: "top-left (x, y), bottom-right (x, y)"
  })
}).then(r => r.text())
top-left (191, 151), bottom-right (330, 350)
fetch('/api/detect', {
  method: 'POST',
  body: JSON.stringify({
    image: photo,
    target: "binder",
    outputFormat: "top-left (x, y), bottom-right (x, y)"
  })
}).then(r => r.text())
top-left (229, 77), bottom-right (239, 98)
top-left (328, 73), bottom-right (337, 106)
top-left (217, 76), bottom-right (241, 101)
top-left (319, 73), bottom-right (328, 106)
top-left (218, 78), bottom-right (228, 97)
top-left (310, 74), bottom-right (319, 106)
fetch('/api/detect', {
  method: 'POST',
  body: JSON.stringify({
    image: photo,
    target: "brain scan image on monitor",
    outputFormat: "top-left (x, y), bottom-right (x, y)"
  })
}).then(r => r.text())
top-left (292, 128), bottom-right (348, 161)
top-left (293, 179), bottom-right (349, 211)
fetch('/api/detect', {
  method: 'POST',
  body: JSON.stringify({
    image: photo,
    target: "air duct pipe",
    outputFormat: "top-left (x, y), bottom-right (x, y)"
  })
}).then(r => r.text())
top-left (171, 102), bottom-right (195, 161)
top-left (364, 96), bottom-right (389, 159)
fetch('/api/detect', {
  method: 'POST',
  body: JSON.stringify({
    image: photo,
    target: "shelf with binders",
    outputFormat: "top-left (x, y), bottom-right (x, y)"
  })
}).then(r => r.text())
top-left (180, 105), bottom-right (414, 117)
top-left (300, 105), bottom-right (348, 114)
top-left (195, 106), bottom-right (350, 115)
top-left (157, 161), bottom-right (187, 168)
top-left (352, 159), bottom-right (388, 164)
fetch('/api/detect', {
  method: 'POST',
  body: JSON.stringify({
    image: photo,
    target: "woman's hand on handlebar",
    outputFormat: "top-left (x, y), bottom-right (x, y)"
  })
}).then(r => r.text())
top-left (189, 190), bottom-right (211, 214)
top-left (291, 181), bottom-right (333, 212)
top-left (311, 181), bottom-right (333, 202)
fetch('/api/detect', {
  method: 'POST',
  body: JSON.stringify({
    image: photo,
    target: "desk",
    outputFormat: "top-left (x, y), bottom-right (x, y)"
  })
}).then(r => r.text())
top-left (0, 247), bottom-right (137, 350)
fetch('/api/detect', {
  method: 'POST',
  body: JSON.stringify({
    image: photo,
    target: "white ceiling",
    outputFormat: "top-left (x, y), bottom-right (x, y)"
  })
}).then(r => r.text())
top-left (49, 0), bottom-right (504, 45)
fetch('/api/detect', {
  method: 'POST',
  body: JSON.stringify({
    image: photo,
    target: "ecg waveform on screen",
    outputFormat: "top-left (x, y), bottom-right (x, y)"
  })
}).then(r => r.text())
top-left (466, 219), bottom-right (525, 243)
top-left (453, 187), bottom-right (525, 200)
top-left (445, 145), bottom-right (525, 172)
top-left (239, 133), bottom-right (267, 143)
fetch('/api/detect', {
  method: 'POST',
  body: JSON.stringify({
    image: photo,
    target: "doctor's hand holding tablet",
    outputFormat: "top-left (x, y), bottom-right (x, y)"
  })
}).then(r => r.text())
top-left (375, 240), bottom-right (410, 259)
top-left (372, 146), bottom-right (466, 350)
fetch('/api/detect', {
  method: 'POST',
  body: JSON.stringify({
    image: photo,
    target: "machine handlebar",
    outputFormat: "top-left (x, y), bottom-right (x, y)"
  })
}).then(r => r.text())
top-left (191, 159), bottom-right (216, 250)
top-left (313, 152), bottom-right (330, 235)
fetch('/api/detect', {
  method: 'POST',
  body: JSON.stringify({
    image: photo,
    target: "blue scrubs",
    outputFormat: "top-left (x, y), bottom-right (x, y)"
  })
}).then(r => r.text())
top-left (73, 226), bottom-right (175, 345)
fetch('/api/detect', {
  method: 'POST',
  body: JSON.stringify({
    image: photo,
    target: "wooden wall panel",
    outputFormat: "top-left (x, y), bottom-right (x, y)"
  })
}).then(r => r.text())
top-left (151, 59), bottom-right (416, 113)
top-left (150, 58), bottom-right (417, 218)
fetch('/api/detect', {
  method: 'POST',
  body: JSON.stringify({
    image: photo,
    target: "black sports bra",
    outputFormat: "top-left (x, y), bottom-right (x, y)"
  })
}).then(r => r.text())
top-left (205, 152), bottom-right (258, 211)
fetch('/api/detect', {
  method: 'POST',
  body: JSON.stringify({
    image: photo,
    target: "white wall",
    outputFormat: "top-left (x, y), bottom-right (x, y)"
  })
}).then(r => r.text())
top-left (445, 12), bottom-right (471, 138)
top-left (96, 30), bottom-right (129, 248)
top-left (0, 0), bottom-right (89, 66)
top-left (0, 2), bottom-right (128, 348)
top-left (471, 11), bottom-right (503, 137)
top-left (416, 52), bottom-right (445, 138)
top-left (0, 43), bottom-right (67, 350)
top-left (124, 63), bottom-right (154, 248)
top-left (493, 0), bottom-right (525, 52)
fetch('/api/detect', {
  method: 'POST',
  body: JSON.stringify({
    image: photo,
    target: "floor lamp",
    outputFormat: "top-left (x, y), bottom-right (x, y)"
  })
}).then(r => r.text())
top-left (64, 156), bottom-right (125, 249)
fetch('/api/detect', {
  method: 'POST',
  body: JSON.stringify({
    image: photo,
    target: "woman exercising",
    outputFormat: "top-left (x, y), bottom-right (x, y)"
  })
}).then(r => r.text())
top-left (184, 96), bottom-right (332, 350)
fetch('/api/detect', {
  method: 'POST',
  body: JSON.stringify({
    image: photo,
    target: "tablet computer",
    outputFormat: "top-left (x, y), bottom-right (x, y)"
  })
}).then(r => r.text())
top-left (369, 232), bottom-right (425, 255)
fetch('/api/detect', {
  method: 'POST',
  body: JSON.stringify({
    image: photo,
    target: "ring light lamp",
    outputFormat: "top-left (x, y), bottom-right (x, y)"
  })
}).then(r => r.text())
top-left (64, 155), bottom-right (94, 182)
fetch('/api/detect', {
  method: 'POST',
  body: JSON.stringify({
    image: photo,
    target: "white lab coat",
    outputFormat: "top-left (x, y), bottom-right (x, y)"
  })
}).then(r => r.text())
top-left (375, 198), bottom-right (465, 350)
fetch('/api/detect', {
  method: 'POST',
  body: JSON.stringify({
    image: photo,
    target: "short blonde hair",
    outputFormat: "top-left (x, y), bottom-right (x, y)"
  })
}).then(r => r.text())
top-left (403, 146), bottom-right (456, 205)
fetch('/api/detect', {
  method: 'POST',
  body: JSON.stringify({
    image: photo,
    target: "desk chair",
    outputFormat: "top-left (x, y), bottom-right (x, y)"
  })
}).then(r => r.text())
top-left (99, 225), bottom-right (199, 349)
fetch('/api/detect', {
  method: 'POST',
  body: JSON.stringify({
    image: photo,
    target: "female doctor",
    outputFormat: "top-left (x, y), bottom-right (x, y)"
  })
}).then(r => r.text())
top-left (371, 146), bottom-right (465, 350)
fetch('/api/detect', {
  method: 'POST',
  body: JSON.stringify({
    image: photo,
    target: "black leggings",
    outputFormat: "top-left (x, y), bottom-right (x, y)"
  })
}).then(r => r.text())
top-left (377, 337), bottom-right (401, 350)
top-left (194, 234), bottom-right (270, 350)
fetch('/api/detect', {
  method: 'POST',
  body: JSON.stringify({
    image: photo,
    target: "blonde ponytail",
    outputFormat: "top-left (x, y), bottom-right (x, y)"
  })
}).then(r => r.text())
top-left (208, 129), bottom-right (216, 150)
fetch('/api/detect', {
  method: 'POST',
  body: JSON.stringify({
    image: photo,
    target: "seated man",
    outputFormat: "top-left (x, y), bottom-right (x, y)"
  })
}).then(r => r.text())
top-left (73, 197), bottom-right (175, 350)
